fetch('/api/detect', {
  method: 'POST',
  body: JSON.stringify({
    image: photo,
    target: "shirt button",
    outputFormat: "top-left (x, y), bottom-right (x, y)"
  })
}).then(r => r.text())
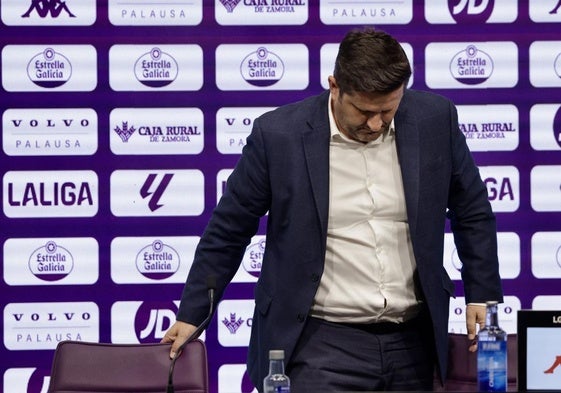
top-left (297, 314), bottom-right (306, 322)
top-left (311, 273), bottom-right (319, 282)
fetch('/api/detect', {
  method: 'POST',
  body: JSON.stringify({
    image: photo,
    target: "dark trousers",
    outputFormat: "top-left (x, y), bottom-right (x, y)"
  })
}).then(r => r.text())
top-left (286, 313), bottom-right (436, 392)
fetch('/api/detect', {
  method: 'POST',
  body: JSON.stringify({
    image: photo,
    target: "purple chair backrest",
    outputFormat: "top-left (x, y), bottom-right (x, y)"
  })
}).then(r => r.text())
top-left (47, 340), bottom-right (208, 393)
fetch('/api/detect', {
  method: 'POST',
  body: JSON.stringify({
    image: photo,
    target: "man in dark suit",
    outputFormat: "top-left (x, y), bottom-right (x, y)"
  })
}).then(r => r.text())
top-left (162, 27), bottom-right (503, 391)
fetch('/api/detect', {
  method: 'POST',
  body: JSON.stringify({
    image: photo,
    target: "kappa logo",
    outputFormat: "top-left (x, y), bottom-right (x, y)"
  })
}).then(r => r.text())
top-left (140, 173), bottom-right (173, 211)
top-left (21, 0), bottom-right (76, 18)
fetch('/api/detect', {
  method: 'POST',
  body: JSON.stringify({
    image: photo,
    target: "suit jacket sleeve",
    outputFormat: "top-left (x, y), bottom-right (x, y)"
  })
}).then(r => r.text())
top-left (175, 112), bottom-right (272, 325)
top-left (445, 99), bottom-right (503, 304)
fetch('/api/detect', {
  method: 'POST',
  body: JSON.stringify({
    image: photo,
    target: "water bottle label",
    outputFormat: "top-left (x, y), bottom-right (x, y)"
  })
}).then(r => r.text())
top-left (275, 387), bottom-right (290, 393)
top-left (477, 341), bottom-right (507, 392)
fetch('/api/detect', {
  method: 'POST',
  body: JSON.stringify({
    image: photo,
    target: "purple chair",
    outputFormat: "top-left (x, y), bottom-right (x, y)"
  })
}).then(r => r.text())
top-left (47, 340), bottom-right (208, 393)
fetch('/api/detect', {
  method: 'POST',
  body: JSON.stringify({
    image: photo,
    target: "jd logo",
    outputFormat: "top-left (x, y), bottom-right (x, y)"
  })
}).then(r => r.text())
top-left (134, 302), bottom-right (178, 342)
top-left (140, 173), bottom-right (173, 211)
top-left (138, 309), bottom-right (176, 340)
top-left (21, 0), bottom-right (76, 18)
top-left (449, 0), bottom-right (494, 23)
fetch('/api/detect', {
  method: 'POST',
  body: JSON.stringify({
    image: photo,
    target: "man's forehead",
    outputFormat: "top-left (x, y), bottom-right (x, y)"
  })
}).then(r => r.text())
top-left (344, 88), bottom-right (403, 110)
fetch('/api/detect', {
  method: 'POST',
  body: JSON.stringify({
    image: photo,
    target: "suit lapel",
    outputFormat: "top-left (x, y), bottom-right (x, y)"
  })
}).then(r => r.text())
top-left (394, 97), bottom-right (420, 239)
top-left (302, 92), bottom-right (331, 242)
top-left (300, 91), bottom-right (421, 245)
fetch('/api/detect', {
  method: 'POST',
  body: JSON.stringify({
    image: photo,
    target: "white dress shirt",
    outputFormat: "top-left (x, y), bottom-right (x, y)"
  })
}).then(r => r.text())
top-left (310, 95), bottom-right (423, 324)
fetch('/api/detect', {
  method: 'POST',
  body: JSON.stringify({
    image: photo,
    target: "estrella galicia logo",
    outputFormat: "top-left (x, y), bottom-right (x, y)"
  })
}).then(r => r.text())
top-left (29, 241), bottom-right (74, 281)
top-left (134, 301), bottom-right (178, 342)
top-left (21, 0), bottom-right (76, 18)
top-left (447, 0), bottom-right (494, 23)
top-left (241, 47), bottom-right (284, 87)
top-left (140, 173), bottom-right (173, 211)
top-left (134, 47), bottom-right (178, 87)
top-left (114, 121), bottom-right (136, 142)
top-left (242, 238), bottom-right (265, 277)
top-left (220, 0), bottom-right (241, 12)
top-left (27, 47), bottom-right (72, 88)
top-left (135, 239), bottom-right (180, 280)
top-left (450, 45), bottom-right (493, 85)
top-left (222, 313), bottom-right (244, 334)
top-left (554, 106), bottom-right (561, 148)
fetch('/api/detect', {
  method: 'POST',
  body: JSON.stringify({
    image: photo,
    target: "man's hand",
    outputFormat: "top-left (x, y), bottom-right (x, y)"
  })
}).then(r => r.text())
top-left (161, 320), bottom-right (198, 359)
top-left (466, 304), bottom-right (486, 352)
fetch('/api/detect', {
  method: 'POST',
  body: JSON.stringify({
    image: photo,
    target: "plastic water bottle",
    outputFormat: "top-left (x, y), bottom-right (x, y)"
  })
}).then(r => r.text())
top-left (263, 349), bottom-right (290, 393)
top-left (477, 301), bottom-right (508, 391)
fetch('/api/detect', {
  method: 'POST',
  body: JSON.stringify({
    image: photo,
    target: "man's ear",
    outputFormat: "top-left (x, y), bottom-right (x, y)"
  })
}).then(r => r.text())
top-left (328, 76), bottom-right (339, 97)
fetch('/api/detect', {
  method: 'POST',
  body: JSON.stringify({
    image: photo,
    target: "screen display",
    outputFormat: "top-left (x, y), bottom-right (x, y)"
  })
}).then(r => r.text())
top-left (527, 327), bottom-right (561, 390)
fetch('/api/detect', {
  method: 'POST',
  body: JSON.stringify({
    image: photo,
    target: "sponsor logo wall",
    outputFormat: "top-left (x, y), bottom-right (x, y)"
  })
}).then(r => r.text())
top-left (1, 1), bottom-right (560, 392)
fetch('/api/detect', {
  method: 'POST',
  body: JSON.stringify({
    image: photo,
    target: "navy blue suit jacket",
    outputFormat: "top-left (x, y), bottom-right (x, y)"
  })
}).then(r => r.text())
top-left (177, 89), bottom-right (503, 389)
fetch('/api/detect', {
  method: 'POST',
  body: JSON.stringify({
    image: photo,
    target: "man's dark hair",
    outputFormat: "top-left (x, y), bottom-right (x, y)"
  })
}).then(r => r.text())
top-left (333, 27), bottom-right (412, 95)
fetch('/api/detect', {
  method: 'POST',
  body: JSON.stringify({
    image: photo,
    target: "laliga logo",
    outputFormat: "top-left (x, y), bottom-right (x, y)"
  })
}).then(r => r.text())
top-left (29, 241), bottom-right (74, 281)
top-left (241, 47), bottom-right (284, 87)
top-left (450, 44), bottom-right (494, 85)
top-left (27, 47), bottom-right (72, 88)
top-left (134, 47), bottom-right (178, 87)
top-left (135, 239), bottom-right (180, 280)
top-left (242, 238), bottom-right (265, 277)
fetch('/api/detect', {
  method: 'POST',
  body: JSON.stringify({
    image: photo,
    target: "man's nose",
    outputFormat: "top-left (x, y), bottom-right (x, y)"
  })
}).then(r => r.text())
top-left (366, 114), bottom-right (383, 131)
